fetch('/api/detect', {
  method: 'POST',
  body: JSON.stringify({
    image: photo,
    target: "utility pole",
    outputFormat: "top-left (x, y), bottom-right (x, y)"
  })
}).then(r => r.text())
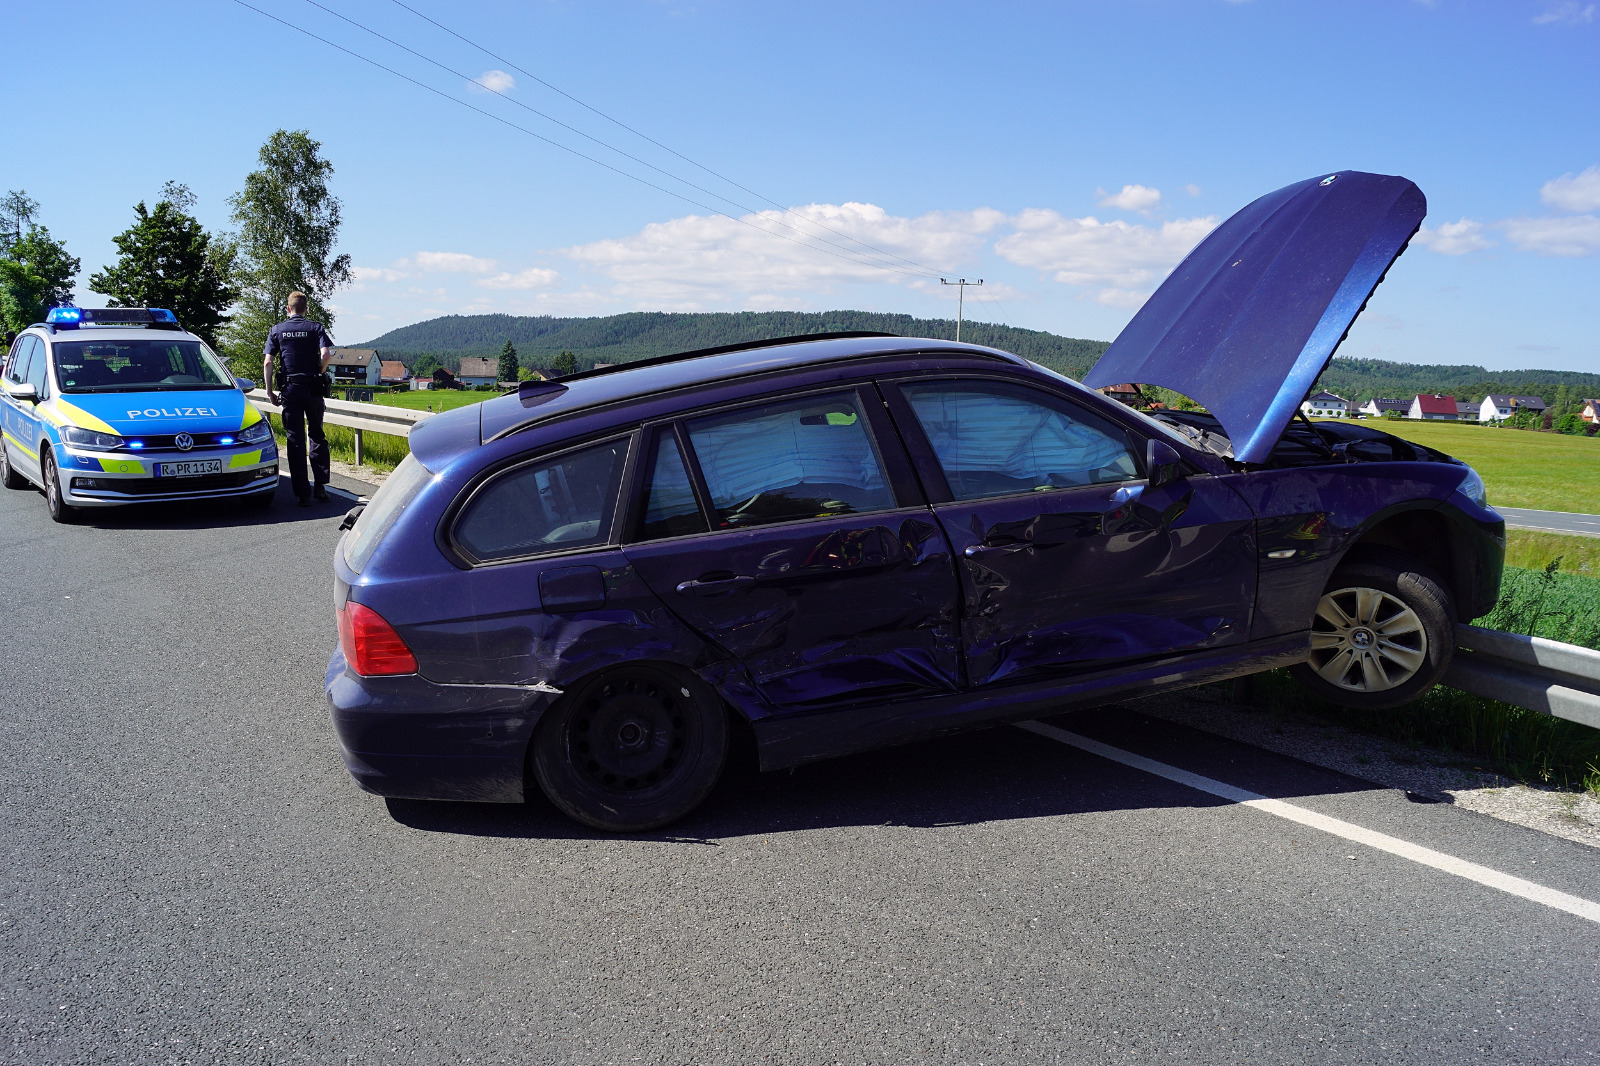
top-left (940, 278), bottom-right (982, 342)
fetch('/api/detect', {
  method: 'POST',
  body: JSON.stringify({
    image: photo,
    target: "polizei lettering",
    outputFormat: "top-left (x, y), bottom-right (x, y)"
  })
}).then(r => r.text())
top-left (125, 407), bottom-right (222, 418)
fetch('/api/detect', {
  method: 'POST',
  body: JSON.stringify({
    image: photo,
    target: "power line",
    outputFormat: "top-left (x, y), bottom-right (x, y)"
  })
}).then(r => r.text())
top-left (229, 0), bottom-right (941, 282)
top-left (386, 0), bottom-right (952, 279)
top-left (293, 0), bottom-right (946, 281)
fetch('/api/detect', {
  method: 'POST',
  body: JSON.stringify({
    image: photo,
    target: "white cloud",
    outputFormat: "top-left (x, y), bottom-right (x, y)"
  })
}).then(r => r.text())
top-left (1533, 2), bottom-right (1595, 23)
top-left (351, 265), bottom-right (408, 284)
top-left (476, 267), bottom-right (562, 290)
top-left (1096, 184), bottom-right (1162, 215)
top-left (993, 210), bottom-right (1217, 307)
top-left (1540, 166), bottom-right (1600, 212)
top-left (1413, 219), bottom-right (1494, 254)
top-left (471, 69), bottom-right (515, 93)
top-left (563, 202), bottom-right (1003, 308)
top-left (1501, 215), bottom-right (1600, 256)
top-left (412, 251), bottom-right (498, 274)
top-left (1184, 184), bottom-right (1202, 197)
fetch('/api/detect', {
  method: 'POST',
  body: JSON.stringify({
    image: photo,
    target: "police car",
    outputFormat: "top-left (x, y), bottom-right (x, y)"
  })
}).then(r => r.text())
top-left (0, 307), bottom-right (278, 521)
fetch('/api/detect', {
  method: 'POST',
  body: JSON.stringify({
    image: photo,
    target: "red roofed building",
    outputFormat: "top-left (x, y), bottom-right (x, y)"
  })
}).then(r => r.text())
top-left (379, 360), bottom-right (409, 385)
top-left (1408, 393), bottom-right (1458, 420)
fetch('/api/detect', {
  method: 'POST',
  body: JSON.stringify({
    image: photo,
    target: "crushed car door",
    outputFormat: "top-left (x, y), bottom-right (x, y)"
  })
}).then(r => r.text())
top-left (884, 376), bottom-right (1257, 688)
top-left (622, 387), bottom-right (963, 714)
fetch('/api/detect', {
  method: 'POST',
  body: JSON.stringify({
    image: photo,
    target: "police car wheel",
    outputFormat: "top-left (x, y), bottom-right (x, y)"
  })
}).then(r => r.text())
top-left (529, 664), bottom-right (728, 833)
top-left (42, 450), bottom-right (77, 524)
top-left (0, 437), bottom-right (24, 490)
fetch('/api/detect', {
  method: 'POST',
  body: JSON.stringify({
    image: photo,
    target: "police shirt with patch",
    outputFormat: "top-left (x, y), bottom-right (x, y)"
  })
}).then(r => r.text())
top-left (265, 315), bottom-right (334, 377)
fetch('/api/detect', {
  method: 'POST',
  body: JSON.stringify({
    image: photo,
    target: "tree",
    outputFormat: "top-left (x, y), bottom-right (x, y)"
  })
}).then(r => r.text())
top-left (0, 221), bottom-right (79, 335)
top-left (0, 190), bottom-right (39, 254)
top-left (224, 130), bottom-right (352, 372)
top-left (411, 353), bottom-right (441, 378)
top-left (551, 350), bottom-right (578, 378)
top-left (88, 184), bottom-right (238, 348)
top-left (497, 339), bottom-right (519, 383)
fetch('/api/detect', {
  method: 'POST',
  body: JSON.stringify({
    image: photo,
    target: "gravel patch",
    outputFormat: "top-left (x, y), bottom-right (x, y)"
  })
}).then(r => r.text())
top-left (1133, 688), bottom-right (1600, 849)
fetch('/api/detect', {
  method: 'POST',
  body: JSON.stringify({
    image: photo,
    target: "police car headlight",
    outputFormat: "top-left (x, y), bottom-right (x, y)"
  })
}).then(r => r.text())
top-left (1457, 466), bottom-right (1488, 507)
top-left (60, 426), bottom-right (124, 451)
top-left (237, 420), bottom-right (273, 445)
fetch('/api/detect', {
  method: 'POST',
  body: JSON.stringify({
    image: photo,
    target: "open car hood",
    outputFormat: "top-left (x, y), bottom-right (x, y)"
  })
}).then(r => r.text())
top-left (1084, 171), bottom-right (1425, 464)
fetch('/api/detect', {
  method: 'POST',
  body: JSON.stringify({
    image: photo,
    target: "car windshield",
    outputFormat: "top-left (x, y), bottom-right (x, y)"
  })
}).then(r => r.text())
top-left (54, 337), bottom-right (234, 392)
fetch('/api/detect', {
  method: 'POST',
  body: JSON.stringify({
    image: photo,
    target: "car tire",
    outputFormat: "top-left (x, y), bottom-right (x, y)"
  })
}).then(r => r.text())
top-left (529, 664), bottom-right (728, 832)
top-left (1290, 550), bottom-right (1455, 710)
top-left (42, 450), bottom-right (77, 524)
top-left (0, 437), bottom-right (25, 490)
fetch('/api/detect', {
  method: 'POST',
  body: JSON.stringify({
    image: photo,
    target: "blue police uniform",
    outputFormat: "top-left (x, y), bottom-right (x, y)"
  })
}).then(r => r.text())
top-left (265, 314), bottom-right (333, 501)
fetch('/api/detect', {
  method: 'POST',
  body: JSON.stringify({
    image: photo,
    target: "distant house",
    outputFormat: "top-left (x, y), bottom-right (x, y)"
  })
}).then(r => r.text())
top-left (1456, 400), bottom-right (1479, 419)
top-left (1512, 395), bottom-right (1548, 415)
top-left (1300, 391), bottom-right (1349, 418)
top-left (1480, 394), bottom-right (1549, 422)
top-left (1582, 399), bottom-right (1600, 423)
top-left (379, 360), bottom-right (409, 385)
top-left (1358, 397), bottom-right (1408, 417)
top-left (327, 348), bottom-right (380, 386)
top-left (1409, 394), bottom-right (1459, 420)
top-left (457, 357), bottom-right (497, 388)
top-left (1098, 383), bottom-right (1142, 406)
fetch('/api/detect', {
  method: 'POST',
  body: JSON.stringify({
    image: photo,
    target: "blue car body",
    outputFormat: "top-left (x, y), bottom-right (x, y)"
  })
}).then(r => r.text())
top-left (326, 171), bottom-right (1505, 808)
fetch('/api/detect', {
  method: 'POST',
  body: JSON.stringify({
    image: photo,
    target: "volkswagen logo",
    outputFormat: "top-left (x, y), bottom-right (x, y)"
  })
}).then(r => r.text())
top-left (174, 433), bottom-right (194, 452)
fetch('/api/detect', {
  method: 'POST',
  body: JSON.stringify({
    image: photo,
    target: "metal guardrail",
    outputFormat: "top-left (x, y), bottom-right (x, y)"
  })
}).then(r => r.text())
top-left (247, 389), bottom-right (426, 465)
top-left (1446, 624), bottom-right (1600, 729)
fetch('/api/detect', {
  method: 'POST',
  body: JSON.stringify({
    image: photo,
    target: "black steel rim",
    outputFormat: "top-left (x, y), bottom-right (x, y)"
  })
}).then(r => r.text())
top-left (567, 673), bottom-right (689, 795)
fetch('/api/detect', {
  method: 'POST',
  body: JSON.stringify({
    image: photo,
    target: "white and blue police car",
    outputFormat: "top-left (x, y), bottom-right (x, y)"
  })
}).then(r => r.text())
top-left (0, 307), bottom-right (278, 521)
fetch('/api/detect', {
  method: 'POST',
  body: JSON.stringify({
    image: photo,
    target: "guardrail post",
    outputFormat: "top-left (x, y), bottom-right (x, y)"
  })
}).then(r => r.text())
top-left (353, 428), bottom-right (364, 466)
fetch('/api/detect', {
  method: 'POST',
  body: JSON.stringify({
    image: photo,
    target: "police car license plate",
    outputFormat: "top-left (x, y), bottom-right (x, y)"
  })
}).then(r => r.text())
top-left (156, 459), bottom-right (224, 477)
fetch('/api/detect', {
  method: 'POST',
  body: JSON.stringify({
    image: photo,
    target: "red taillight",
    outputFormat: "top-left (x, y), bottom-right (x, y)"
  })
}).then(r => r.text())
top-left (337, 601), bottom-right (418, 676)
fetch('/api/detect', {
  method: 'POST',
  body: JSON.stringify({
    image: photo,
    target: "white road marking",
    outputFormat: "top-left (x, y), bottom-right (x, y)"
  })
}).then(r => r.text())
top-left (1017, 720), bottom-right (1600, 925)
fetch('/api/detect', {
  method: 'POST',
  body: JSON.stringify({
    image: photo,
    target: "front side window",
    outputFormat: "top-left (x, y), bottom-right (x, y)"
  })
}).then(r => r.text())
top-left (6, 336), bottom-right (36, 386)
top-left (454, 438), bottom-right (630, 563)
top-left (683, 389), bottom-right (895, 530)
top-left (901, 380), bottom-right (1139, 501)
top-left (52, 338), bottom-right (232, 392)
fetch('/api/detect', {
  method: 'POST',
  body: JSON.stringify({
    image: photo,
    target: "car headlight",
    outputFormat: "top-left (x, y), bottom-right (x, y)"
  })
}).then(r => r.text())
top-left (60, 426), bottom-right (124, 451)
top-left (237, 420), bottom-right (273, 445)
top-left (1456, 466), bottom-right (1488, 507)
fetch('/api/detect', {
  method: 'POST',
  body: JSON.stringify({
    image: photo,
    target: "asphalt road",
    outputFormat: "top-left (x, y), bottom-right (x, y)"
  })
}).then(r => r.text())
top-left (3, 477), bottom-right (1598, 1065)
top-left (1498, 506), bottom-right (1600, 538)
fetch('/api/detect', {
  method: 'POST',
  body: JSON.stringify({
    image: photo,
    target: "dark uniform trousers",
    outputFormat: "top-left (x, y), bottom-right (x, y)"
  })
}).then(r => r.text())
top-left (280, 381), bottom-right (330, 498)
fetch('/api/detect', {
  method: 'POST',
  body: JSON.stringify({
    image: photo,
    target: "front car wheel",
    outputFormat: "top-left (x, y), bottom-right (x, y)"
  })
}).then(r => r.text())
top-left (1290, 552), bottom-right (1455, 710)
top-left (43, 450), bottom-right (77, 524)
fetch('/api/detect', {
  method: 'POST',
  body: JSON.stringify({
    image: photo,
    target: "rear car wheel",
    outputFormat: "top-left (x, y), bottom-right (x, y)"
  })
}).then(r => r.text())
top-left (1290, 552), bottom-right (1454, 710)
top-left (0, 437), bottom-right (25, 490)
top-left (530, 664), bottom-right (728, 832)
top-left (42, 450), bottom-right (77, 524)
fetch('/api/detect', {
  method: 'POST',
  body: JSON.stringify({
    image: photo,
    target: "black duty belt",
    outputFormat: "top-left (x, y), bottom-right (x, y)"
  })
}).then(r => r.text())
top-left (286, 373), bottom-right (322, 383)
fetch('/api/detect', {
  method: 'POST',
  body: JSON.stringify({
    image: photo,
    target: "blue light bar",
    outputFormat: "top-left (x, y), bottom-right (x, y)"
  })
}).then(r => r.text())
top-left (150, 308), bottom-right (178, 324)
top-left (46, 307), bottom-right (82, 328)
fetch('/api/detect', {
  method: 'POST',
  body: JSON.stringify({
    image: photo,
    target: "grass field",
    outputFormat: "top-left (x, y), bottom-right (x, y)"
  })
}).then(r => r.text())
top-left (1348, 419), bottom-right (1600, 513)
top-left (370, 390), bottom-right (493, 412)
top-left (1505, 529), bottom-right (1600, 577)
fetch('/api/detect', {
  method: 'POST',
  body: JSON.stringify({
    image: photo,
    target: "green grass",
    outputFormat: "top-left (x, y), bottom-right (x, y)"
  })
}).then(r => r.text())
top-left (371, 390), bottom-right (494, 412)
top-left (1355, 418), bottom-right (1600, 513)
top-left (1505, 529), bottom-right (1600, 577)
top-left (267, 415), bottom-right (409, 473)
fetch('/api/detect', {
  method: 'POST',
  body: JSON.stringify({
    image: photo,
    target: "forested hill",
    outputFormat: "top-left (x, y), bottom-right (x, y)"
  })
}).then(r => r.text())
top-left (358, 310), bottom-right (1600, 404)
top-left (357, 311), bottom-right (1110, 379)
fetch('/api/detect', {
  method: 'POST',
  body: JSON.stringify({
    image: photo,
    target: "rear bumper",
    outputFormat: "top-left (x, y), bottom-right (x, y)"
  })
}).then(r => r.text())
top-left (325, 648), bottom-right (560, 803)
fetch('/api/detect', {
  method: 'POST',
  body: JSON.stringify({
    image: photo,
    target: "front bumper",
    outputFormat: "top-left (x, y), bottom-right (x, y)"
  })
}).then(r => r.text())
top-left (57, 444), bottom-right (279, 506)
top-left (325, 648), bottom-right (560, 803)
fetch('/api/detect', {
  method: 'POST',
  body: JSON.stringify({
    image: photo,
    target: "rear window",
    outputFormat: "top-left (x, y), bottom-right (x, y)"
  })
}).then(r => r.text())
top-left (453, 438), bottom-right (630, 563)
top-left (344, 455), bottom-right (432, 574)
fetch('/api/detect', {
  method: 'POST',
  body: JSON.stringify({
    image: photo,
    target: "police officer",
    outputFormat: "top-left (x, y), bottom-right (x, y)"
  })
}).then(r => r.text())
top-left (263, 291), bottom-right (334, 506)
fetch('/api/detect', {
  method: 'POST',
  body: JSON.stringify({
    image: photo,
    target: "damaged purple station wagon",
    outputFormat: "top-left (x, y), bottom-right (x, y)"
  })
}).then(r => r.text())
top-left (327, 171), bottom-right (1504, 830)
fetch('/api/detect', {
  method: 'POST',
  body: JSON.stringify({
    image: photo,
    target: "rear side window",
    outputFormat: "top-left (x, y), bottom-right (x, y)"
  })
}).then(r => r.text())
top-left (454, 438), bottom-right (630, 563)
top-left (26, 341), bottom-right (48, 396)
top-left (345, 454), bottom-right (433, 574)
top-left (900, 380), bottom-right (1138, 500)
top-left (636, 429), bottom-right (708, 541)
top-left (683, 389), bottom-right (895, 530)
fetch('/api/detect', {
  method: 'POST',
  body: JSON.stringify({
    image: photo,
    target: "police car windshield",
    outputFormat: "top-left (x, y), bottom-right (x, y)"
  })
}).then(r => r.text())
top-left (54, 338), bottom-right (234, 393)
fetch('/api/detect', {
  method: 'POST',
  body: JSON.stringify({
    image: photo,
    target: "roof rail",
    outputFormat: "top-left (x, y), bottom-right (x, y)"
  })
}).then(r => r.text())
top-left (548, 331), bottom-right (900, 384)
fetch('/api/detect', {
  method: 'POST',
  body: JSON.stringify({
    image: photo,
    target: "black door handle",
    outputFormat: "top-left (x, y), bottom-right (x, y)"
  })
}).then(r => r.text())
top-left (676, 574), bottom-right (757, 596)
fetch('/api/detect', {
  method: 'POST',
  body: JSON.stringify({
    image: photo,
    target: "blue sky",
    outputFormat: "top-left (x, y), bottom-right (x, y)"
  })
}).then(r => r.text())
top-left (4, 0), bottom-right (1597, 370)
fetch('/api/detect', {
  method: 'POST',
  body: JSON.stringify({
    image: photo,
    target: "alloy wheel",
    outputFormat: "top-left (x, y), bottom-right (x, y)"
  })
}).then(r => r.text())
top-left (1308, 585), bottom-right (1428, 692)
